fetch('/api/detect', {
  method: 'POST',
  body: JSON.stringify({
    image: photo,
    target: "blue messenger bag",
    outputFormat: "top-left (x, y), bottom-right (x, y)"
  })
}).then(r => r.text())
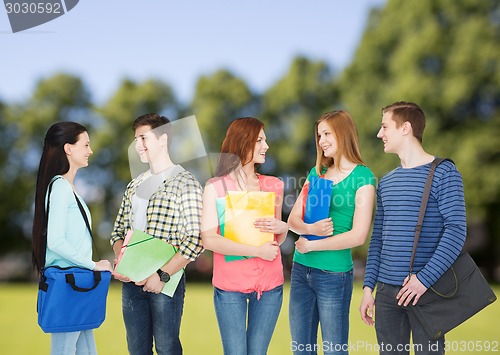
top-left (406, 159), bottom-right (496, 339)
top-left (37, 266), bottom-right (111, 333)
top-left (37, 178), bottom-right (111, 333)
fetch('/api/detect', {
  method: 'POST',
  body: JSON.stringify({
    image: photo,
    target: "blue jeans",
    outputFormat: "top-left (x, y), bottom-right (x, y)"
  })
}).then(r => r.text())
top-left (289, 262), bottom-right (353, 355)
top-left (374, 282), bottom-right (444, 355)
top-left (51, 330), bottom-right (97, 355)
top-left (213, 284), bottom-right (283, 355)
top-left (122, 276), bottom-right (185, 355)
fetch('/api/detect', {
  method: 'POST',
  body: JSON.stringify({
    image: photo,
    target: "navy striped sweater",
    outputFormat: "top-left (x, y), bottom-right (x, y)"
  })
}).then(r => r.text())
top-left (363, 160), bottom-right (466, 290)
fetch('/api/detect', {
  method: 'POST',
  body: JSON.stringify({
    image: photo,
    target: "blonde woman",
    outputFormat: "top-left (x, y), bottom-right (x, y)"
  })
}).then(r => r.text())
top-left (288, 111), bottom-right (376, 355)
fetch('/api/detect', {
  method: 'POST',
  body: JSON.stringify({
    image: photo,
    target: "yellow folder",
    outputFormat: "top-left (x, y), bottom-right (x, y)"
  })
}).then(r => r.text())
top-left (224, 191), bottom-right (275, 246)
top-left (114, 230), bottom-right (183, 297)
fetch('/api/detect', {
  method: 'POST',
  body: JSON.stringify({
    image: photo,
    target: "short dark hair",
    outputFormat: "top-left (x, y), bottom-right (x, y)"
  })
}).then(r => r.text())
top-left (382, 101), bottom-right (426, 143)
top-left (133, 113), bottom-right (172, 142)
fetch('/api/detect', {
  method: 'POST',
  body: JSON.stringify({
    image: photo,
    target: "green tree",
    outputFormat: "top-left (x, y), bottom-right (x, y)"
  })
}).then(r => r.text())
top-left (338, 0), bottom-right (500, 279)
top-left (94, 79), bottom-right (177, 181)
top-left (0, 101), bottom-right (29, 255)
top-left (92, 78), bottom-right (179, 239)
top-left (191, 69), bottom-right (256, 153)
top-left (1, 74), bottom-right (93, 272)
top-left (261, 56), bottom-right (338, 179)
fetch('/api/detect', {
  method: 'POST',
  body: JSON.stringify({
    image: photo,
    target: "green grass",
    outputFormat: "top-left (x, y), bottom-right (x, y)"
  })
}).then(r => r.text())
top-left (1, 282), bottom-right (498, 354)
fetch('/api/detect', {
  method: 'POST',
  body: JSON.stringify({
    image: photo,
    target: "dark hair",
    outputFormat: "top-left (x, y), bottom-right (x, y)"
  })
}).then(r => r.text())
top-left (32, 122), bottom-right (87, 273)
top-left (133, 113), bottom-right (172, 147)
top-left (215, 117), bottom-right (264, 177)
top-left (382, 101), bottom-right (426, 143)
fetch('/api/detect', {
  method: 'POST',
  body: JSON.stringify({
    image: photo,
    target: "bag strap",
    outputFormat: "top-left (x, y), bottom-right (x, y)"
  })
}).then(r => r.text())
top-left (74, 192), bottom-right (99, 261)
top-left (65, 270), bottom-right (102, 292)
top-left (408, 158), bottom-right (452, 274)
top-left (44, 176), bottom-right (99, 264)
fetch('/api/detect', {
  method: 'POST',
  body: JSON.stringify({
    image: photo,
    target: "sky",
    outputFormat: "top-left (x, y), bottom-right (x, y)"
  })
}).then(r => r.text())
top-left (0, 0), bottom-right (387, 105)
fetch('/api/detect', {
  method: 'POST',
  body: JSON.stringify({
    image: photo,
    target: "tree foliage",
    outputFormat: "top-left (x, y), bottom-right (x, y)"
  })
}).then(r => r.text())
top-left (191, 69), bottom-right (256, 153)
top-left (338, 0), bottom-right (500, 276)
top-left (261, 56), bottom-right (338, 178)
top-left (94, 78), bottom-right (178, 184)
top-left (1, 0), bottom-right (499, 280)
top-left (89, 78), bottom-right (180, 244)
top-left (339, 0), bottom-right (500, 219)
top-left (0, 74), bottom-right (93, 257)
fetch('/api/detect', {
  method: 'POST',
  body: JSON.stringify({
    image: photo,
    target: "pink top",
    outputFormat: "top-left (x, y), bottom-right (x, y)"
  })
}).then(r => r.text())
top-left (208, 174), bottom-right (284, 298)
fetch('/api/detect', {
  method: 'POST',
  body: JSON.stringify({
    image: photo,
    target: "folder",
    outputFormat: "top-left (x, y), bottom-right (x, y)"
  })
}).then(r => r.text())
top-left (114, 230), bottom-right (183, 297)
top-left (225, 191), bottom-right (275, 245)
top-left (302, 176), bottom-right (334, 240)
top-left (216, 191), bottom-right (275, 262)
top-left (216, 197), bottom-right (226, 237)
top-left (215, 197), bottom-right (242, 262)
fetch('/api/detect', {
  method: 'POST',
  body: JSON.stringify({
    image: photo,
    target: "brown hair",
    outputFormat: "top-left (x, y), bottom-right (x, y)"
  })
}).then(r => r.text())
top-left (133, 113), bottom-right (172, 147)
top-left (315, 110), bottom-right (364, 174)
top-left (382, 101), bottom-right (425, 143)
top-left (216, 117), bottom-right (264, 177)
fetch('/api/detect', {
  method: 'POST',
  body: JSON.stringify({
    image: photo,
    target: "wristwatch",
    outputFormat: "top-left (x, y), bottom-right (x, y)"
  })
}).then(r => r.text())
top-left (156, 269), bottom-right (170, 283)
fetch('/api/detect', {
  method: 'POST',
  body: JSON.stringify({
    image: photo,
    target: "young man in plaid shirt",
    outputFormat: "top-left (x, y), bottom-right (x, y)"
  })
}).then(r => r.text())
top-left (111, 113), bottom-right (203, 355)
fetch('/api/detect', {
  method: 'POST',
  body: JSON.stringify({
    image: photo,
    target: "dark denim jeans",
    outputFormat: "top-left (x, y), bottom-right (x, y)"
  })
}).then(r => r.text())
top-left (374, 282), bottom-right (444, 355)
top-left (213, 284), bottom-right (283, 355)
top-left (122, 276), bottom-right (185, 355)
top-left (289, 262), bottom-right (353, 355)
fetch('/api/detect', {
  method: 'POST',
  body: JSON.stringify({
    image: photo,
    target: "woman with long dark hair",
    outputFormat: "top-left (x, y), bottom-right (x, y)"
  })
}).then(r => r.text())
top-left (32, 122), bottom-right (112, 355)
top-left (201, 117), bottom-right (288, 354)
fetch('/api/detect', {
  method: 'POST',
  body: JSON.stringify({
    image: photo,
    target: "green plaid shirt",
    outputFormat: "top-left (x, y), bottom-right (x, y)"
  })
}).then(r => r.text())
top-left (111, 169), bottom-right (204, 261)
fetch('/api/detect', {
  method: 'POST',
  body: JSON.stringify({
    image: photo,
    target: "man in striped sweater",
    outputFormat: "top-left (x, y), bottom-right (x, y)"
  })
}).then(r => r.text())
top-left (360, 102), bottom-right (466, 355)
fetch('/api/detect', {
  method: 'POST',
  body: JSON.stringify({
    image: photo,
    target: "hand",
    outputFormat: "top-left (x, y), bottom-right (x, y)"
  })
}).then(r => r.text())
top-left (308, 218), bottom-right (334, 237)
top-left (396, 274), bottom-right (428, 306)
top-left (94, 259), bottom-right (113, 272)
top-left (113, 272), bottom-right (131, 283)
top-left (254, 218), bottom-right (288, 235)
top-left (360, 287), bottom-right (375, 326)
top-left (295, 237), bottom-right (312, 254)
top-left (136, 273), bottom-right (164, 294)
top-left (257, 241), bottom-right (279, 261)
top-left (111, 258), bottom-right (132, 282)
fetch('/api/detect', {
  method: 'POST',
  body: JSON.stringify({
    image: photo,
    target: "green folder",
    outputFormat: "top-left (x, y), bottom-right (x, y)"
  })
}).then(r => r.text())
top-left (114, 230), bottom-right (183, 297)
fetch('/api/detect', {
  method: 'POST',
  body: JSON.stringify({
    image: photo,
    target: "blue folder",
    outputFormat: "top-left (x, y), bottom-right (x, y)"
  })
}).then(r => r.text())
top-left (303, 176), bottom-right (334, 240)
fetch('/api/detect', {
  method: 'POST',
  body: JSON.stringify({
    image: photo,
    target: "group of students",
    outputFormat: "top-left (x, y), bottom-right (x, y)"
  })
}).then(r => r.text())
top-left (32, 101), bottom-right (466, 355)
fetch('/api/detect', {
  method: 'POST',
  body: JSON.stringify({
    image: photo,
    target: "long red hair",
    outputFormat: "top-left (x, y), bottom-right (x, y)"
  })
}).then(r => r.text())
top-left (215, 117), bottom-right (264, 177)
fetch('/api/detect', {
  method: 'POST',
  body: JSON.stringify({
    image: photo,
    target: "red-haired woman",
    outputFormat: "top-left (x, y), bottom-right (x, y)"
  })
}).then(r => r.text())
top-left (201, 117), bottom-right (288, 355)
